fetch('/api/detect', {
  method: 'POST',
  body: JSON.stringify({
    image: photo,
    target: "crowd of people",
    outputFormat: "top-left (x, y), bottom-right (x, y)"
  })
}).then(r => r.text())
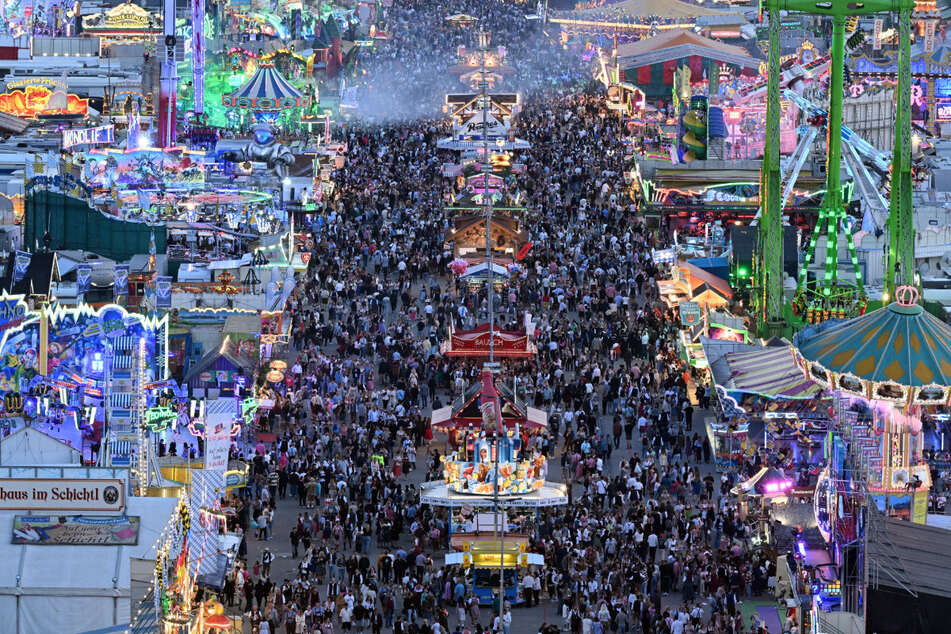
top-left (215, 1), bottom-right (792, 633)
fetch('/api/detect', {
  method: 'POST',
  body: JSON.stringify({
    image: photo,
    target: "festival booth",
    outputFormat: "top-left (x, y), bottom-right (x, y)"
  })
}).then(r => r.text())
top-left (702, 338), bottom-right (830, 468)
top-left (451, 213), bottom-right (526, 260)
top-left (614, 29), bottom-right (761, 100)
top-left (431, 371), bottom-right (547, 443)
top-left (183, 335), bottom-right (257, 397)
top-left (678, 308), bottom-right (748, 368)
top-left (0, 494), bottom-right (178, 633)
top-left (0, 429), bottom-right (178, 634)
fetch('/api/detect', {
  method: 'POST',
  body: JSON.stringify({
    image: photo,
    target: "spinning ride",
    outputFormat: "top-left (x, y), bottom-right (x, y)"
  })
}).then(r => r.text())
top-left (795, 286), bottom-right (951, 523)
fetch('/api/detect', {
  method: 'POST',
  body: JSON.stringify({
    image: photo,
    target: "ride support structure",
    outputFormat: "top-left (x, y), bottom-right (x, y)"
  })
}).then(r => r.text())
top-left (756, 0), bottom-right (915, 334)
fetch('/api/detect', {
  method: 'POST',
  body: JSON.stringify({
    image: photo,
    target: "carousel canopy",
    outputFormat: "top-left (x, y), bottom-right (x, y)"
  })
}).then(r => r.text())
top-left (222, 63), bottom-right (310, 111)
top-left (795, 288), bottom-right (951, 403)
top-left (431, 373), bottom-right (547, 432)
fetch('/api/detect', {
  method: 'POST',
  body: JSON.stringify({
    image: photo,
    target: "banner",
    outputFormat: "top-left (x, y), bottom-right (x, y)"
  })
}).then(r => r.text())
top-left (0, 478), bottom-right (125, 512)
top-left (204, 425), bottom-right (231, 474)
top-left (155, 275), bottom-right (172, 308)
top-left (12, 514), bottom-right (139, 545)
top-left (113, 264), bottom-right (129, 298)
top-left (76, 263), bottom-right (92, 296)
top-left (13, 250), bottom-right (31, 282)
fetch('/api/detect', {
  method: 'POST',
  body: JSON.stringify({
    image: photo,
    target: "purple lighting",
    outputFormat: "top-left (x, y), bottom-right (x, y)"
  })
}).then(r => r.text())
top-left (764, 479), bottom-right (794, 494)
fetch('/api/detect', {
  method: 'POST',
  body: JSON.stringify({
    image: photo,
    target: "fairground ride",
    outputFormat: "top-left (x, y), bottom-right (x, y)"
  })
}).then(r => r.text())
top-left (754, 0), bottom-right (916, 337)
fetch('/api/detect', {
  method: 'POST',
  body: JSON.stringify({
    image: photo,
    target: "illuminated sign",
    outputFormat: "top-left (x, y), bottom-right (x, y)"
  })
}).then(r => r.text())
top-left (144, 405), bottom-right (177, 432)
top-left (83, 147), bottom-right (205, 190)
top-left (5, 77), bottom-right (67, 91)
top-left (0, 86), bottom-right (88, 118)
top-left (0, 294), bottom-right (28, 334)
top-left (62, 125), bottom-right (115, 149)
top-left (82, 3), bottom-right (160, 32)
top-left (937, 101), bottom-right (951, 120)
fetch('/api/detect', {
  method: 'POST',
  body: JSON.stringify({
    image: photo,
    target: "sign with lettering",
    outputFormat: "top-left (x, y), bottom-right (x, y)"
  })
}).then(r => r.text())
top-left (0, 478), bottom-right (125, 511)
top-left (12, 514), bottom-right (139, 545)
top-left (62, 125), bottom-right (115, 149)
top-left (679, 301), bottom-right (701, 326)
top-left (0, 294), bottom-right (28, 335)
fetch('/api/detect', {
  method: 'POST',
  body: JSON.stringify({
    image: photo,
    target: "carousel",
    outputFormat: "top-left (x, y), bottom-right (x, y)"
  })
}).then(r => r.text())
top-left (795, 286), bottom-right (951, 523)
top-left (222, 62), bottom-right (313, 125)
top-left (422, 369), bottom-right (566, 508)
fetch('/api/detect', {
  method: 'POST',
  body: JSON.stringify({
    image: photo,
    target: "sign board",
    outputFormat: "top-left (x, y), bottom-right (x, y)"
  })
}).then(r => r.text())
top-left (62, 125), bottom-right (115, 149)
top-left (204, 422), bottom-right (232, 473)
top-left (679, 301), bottom-right (701, 326)
top-left (12, 514), bottom-right (139, 545)
top-left (0, 85), bottom-right (87, 118)
top-left (0, 478), bottom-right (125, 512)
top-left (873, 19), bottom-right (882, 51)
top-left (937, 101), bottom-right (951, 121)
top-left (925, 20), bottom-right (936, 54)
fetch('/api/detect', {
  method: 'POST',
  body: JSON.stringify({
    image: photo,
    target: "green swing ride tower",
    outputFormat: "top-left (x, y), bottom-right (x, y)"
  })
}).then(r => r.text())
top-left (755, 0), bottom-right (916, 336)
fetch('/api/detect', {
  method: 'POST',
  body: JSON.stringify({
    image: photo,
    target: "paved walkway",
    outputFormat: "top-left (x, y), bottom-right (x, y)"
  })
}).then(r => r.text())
top-left (236, 384), bottom-right (722, 632)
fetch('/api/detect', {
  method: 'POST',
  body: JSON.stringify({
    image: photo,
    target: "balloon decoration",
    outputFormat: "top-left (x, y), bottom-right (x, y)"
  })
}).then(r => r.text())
top-left (449, 258), bottom-right (469, 275)
top-left (515, 241), bottom-right (533, 261)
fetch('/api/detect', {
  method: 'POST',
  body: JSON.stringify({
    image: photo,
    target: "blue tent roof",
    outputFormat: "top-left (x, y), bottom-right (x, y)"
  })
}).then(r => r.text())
top-left (228, 63), bottom-right (304, 102)
top-left (796, 301), bottom-right (951, 388)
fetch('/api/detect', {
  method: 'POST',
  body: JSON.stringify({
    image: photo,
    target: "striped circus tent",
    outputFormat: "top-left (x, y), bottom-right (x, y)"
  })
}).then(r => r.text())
top-left (222, 63), bottom-right (311, 111)
top-left (724, 345), bottom-right (823, 399)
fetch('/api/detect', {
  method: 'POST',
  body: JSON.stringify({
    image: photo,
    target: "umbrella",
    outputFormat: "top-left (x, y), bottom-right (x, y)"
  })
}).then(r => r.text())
top-left (266, 370), bottom-right (284, 383)
top-left (269, 360), bottom-right (288, 370)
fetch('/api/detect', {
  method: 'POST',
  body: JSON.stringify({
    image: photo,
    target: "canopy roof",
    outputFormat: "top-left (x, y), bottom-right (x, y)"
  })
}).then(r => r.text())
top-left (725, 346), bottom-right (823, 400)
top-left (440, 323), bottom-right (537, 358)
top-left (795, 297), bottom-right (951, 401)
top-left (570, 0), bottom-right (734, 18)
top-left (616, 28), bottom-right (760, 69)
top-left (227, 63), bottom-right (305, 106)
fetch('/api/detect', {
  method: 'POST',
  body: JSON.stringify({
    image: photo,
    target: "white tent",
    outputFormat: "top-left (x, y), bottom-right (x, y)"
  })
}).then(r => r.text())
top-left (0, 495), bottom-right (177, 634)
top-left (0, 427), bottom-right (82, 466)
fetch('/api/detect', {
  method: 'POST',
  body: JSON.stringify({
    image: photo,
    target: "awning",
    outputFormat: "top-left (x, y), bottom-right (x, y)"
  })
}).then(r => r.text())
top-left (725, 346), bottom-right (822, 399)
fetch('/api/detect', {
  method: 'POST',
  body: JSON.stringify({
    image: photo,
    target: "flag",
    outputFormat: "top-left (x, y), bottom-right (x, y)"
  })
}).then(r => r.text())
top-left (76, 263), bottom-right (92, 297)
top-left (13, 250), bottom-right (31, 283)
top-left (156, 275), bottom-right (172, 308)
top-left (113, 264), bottom-right (129, 299)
